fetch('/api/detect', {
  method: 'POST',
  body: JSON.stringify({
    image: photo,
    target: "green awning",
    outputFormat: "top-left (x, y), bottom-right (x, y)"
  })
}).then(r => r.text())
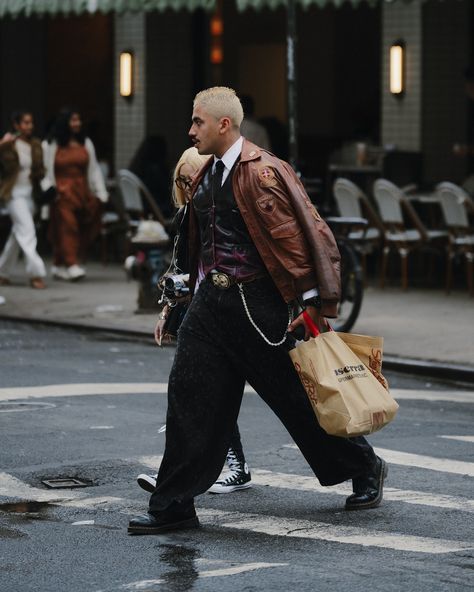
top-left (0, 0), bottom-right (215, 18)
top-left (236, 0), bottom-right (379, 9)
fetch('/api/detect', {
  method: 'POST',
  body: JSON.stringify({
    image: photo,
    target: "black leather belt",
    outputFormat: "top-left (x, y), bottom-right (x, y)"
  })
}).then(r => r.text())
top-left (208, 270), bottom-right (265, 290)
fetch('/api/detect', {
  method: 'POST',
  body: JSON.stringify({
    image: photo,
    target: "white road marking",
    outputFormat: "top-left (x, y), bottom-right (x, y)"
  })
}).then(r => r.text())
top-left (136, 456), bottom-right (474, 513)
top-left (71, 520), bottom-right (95, 526)
top-left (0, 383), bottom-right (472, 403)
top-left (89, 426), bottom-right (115, 430)
top-left (210, 509), bottom-right (473, 554)
top-left (0, 472), bottom-right (78, 503)
top-left (439, 435), bottom-right (474, 443)
top-left (1, 471), bottom-right (472, 555)
top-left (375, 447), bottom-right (474, 477)
top-left (388, 388), bottom-right (474, 403)
top-left (0, 383), bottom-right (168, 401)
top-left (283, 444), bottom-right (474, 477)
top-left (122, 562), bottom-right (288, 589)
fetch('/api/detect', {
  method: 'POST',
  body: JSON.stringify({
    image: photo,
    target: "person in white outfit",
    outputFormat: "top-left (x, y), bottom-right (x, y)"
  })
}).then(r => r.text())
top-left (0, 111), bottom-right (49, 289)
top-left (43, 108), bottom-right (108, 281)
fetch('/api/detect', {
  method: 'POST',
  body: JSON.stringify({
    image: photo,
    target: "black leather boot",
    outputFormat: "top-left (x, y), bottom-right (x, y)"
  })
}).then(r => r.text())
top-left (128, 500), bottom-right (199, 535)
top-left (345, 456), bottom-right (387, 511)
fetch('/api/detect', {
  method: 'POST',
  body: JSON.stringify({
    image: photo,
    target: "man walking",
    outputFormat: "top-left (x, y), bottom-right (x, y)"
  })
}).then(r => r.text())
top-left (128, 87), bottom-right (386, 535)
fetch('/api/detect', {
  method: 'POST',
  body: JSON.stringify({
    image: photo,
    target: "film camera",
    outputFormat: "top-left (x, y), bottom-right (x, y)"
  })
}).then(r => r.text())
top-left (159, 273), bottom-right (190, 300)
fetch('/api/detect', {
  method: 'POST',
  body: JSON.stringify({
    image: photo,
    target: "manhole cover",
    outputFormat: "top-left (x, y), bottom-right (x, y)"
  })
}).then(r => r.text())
top-left (0, 402), bottom-right (56, 413)
top-left (41, 478), bottom-right (90, 489)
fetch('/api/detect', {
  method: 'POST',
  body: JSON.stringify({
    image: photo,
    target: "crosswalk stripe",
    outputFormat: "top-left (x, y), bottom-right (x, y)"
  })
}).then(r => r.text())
top-left (0, 383), bottom-right (472, 403)
top-left (136, 456), bottom-right (474, 513)
top-left (375, 447), bottom-right (474, 477)
top-left (439, 435), bottom-right (474, 443)
top-left (1, 471), bottom-right (472, 555)
top-left (200, 509), bottom-right (473, 555)
top-left (283, 444), bottom-right (474, 477)
top-left (121, 563), bottom-right (288, 590)
top-left (250, 470), bottom-right (474, 513)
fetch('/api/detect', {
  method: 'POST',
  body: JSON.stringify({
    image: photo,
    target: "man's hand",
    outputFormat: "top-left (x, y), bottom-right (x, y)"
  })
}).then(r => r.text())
top-left (288, 305), bottom-right (324, 341)
top-left (154, 306), bottom-right (170, 346)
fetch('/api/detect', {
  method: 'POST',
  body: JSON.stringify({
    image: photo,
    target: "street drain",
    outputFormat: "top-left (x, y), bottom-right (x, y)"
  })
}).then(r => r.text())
top-left (0, 402), bottom-right (56, 413)
top-left (41, 478), bottom-right (91, 489)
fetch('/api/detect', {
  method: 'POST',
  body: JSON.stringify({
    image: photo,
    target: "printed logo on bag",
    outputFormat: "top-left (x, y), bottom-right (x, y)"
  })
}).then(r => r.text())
top-left (294, 361), bottom-right (318, 402)
top-left (372, 411), bottom-right (385, 426)
top-left (334, 364), bottom-right (368, 383)
top-left (368, 348), bottom-right (389, 389)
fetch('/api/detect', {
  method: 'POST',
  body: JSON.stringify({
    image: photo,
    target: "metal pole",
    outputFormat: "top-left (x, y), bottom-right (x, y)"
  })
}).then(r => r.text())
top-left (287, 0), bottom-right (298, 170)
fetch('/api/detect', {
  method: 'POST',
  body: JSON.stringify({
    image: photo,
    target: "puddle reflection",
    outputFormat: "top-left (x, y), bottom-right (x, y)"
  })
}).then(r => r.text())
top-left (159, 544), bottom-right (200, 591)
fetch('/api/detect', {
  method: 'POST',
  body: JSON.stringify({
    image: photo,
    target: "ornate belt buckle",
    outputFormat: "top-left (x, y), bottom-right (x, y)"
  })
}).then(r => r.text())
top-left (211, 272), bottom-right (232, 290)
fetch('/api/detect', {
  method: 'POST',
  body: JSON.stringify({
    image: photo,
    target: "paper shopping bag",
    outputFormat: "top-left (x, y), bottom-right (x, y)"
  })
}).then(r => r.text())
top-left (337, 332), bottom-right (389, 391)
top-left (289, 315), bottom-right (398, 437)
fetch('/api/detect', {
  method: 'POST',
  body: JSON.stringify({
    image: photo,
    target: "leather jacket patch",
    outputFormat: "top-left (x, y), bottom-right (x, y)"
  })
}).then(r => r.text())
top-left (256, 195), bottom-right (275, 214)
top-left (258, 164), bottom-right (278, 188)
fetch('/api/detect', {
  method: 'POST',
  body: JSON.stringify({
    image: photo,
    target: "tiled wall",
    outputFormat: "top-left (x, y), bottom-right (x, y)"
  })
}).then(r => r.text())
top-left (381, 1), bottom-right (422, 152)
top-left (146, 11), bottom-right (195, 164)
top-left (381, 0), bottom-right (470, 185)
top-left (422, 0), bottom-right (469, 185)
top-left (114, 12), bottom-right (146, 170)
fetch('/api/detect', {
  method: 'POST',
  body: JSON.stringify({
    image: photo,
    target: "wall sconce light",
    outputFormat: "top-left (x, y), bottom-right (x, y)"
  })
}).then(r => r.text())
top-left (120, 51), bottom-right (134, 98)
top-left (390, 41), bottom-right (405, 96)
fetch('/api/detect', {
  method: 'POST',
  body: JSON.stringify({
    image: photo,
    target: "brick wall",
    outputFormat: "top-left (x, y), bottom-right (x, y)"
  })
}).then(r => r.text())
top-left (114, 13), bottom-right (146, 170)
top-left (381, 1), bottom-right (422, 151)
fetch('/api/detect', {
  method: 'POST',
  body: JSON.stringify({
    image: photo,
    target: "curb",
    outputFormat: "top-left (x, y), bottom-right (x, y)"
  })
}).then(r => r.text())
top-left (1, 313), bottom-right (473, 384)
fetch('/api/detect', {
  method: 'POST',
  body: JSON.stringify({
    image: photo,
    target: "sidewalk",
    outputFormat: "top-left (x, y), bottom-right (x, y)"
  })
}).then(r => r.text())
top-left (0, 261), bottom-right (473, 378)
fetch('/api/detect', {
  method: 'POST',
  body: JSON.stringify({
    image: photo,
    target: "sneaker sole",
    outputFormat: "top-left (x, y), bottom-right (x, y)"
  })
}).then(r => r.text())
top-left (137, 477), bottom-right (156, 494)
top-left (345, 459), bottom-right (388, 511)
top-left (208, 482), bottom-right (252, 494)
top-left (128, 516), bottom-right (200, 535)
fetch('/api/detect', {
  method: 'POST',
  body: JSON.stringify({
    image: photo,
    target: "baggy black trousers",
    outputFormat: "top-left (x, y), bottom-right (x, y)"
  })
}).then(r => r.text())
top-left (149, 276), bottom-right (377, 512)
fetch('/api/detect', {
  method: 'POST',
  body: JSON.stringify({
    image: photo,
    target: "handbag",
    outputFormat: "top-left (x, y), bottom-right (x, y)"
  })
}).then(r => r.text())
top-left (289, 312), bottom-right (398, 437)
top-left (161, 302), bottom-right (188, 339)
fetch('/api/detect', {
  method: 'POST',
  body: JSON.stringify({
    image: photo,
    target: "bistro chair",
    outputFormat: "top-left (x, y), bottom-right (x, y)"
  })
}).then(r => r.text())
top-left (435, 182), bottom-right (474, 296)
top-left (373, 179), bottom-right (448, 289)
top-left (100, 169), bottom-right (170, 262)
top-left (333, 178), bottom-right (384, 279)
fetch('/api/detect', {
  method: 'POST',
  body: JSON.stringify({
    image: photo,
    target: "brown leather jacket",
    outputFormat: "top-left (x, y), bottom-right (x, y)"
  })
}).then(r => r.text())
top-left (0, 137), bottom-right (45, 202)
top-left (188, 139), bottom-right (341, 317)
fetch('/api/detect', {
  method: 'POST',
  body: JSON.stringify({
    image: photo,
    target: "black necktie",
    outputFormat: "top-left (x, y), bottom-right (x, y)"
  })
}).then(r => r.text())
top-left (213, 160), bottom-right (225, 195)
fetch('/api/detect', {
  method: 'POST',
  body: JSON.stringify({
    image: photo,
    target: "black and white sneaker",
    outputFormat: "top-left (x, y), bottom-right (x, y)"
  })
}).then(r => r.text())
top-left (208, 447), bottom-right (252, 494)
top-left (137, 473), bottom-right (157, 493)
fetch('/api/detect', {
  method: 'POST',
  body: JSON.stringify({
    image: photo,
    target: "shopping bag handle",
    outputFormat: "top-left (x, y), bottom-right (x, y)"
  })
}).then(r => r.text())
top-left (302, 310), bottom-right (333, 338)
top-left (302, 310), bottom-right (320, 337)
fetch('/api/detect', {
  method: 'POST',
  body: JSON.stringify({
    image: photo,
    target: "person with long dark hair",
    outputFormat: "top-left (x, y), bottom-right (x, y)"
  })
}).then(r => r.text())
top-left (43, 108), bottom-right (108, 281)
top-left (0, 110), bottom-right (48, 289)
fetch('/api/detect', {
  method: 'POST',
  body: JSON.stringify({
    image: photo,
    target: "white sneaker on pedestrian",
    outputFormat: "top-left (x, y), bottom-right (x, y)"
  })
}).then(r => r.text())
top-left (207, 462), bottom-right (252, 494)
top-left (66, 264), bottom-right (86, 281)
top-left (51, 265), bottom-right (69, 280)
top-left (137, 473), bottom-right (157, 493)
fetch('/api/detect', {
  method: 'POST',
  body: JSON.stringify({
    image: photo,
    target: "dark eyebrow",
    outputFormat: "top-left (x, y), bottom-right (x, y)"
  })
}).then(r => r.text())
top-left (192, 116), bottom-right (203, 124)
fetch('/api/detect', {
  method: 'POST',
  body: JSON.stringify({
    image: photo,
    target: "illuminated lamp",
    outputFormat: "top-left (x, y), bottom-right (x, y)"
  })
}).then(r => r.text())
top-left (390, 41), bottom-right (405, 96)
top-left (120, 51), bottom-right (134, 98)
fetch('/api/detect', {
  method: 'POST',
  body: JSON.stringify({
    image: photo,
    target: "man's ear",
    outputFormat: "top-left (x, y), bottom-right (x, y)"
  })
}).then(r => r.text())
top-left (219, 117), bottom-right (232, 134)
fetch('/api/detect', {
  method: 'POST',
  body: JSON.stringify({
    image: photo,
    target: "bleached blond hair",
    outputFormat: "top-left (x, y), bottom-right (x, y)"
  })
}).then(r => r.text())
top-left (172, 147), bottom-right (209, 207)
top-left (193, 87), bottom-right (244, 128)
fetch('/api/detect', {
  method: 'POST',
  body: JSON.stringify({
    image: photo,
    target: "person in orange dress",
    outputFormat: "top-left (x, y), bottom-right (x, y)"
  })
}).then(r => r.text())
top-left (43, 109), bottom-right (108, 281)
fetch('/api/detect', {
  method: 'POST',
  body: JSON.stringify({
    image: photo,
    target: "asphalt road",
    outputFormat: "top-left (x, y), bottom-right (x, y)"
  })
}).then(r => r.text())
top-left (1, 320), bottom-right (473, 592)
